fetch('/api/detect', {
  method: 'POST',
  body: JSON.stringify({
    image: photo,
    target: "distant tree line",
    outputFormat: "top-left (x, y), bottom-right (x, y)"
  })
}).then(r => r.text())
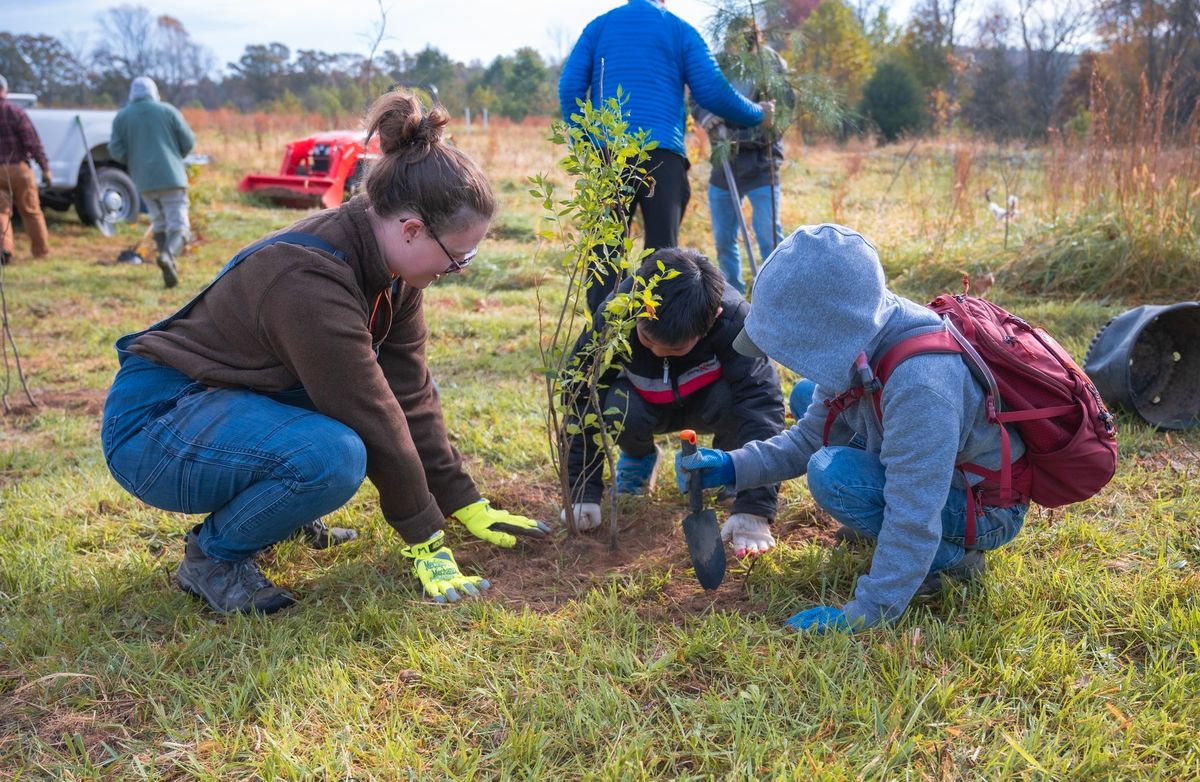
top-left (2, 1), bottom-right (1196, 142)
top-left (0, 5), bottom-right (556, 122)
top-left (760, 0), bottom-right (1199, 141)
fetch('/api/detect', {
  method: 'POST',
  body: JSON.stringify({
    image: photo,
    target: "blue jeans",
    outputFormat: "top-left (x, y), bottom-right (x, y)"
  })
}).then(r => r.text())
top-left (708, 182), bottom-right (783, 293)
top-left (102, 356), bottom-right (367, 562)
top-left (806, 446), bottom-right (1027, 572)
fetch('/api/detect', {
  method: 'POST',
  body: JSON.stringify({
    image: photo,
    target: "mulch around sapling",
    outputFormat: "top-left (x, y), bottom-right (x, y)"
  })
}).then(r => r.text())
top-left (452, 464), bottom-right (840, 615)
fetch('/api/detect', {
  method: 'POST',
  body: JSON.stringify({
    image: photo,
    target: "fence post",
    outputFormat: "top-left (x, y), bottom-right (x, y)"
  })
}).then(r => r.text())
top-left (483, 107), bottom-right (489, 132)
top-left (464, 107), bottom-right (471, 133)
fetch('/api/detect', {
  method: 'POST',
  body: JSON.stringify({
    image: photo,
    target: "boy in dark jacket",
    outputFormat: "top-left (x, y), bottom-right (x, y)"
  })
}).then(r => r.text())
top-left (562, 248), bottom-right (785, 556)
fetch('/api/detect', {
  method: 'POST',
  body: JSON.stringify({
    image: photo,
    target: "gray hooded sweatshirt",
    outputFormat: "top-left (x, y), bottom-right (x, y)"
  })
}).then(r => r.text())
top-left (109, 76), bottom-right (195, 192)
top-left (730, 224), bottom-right (1025, 627)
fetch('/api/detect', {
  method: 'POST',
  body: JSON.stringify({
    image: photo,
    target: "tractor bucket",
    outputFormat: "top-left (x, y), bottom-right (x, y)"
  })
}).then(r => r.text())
top-left (238, 174), bottom-right (343, 209)
top-left (238, 130), bottom-right (377, 210)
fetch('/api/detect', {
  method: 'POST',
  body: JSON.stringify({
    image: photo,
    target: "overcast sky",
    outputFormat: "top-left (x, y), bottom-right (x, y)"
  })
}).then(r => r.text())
top-left (3, 0), bottom-right (770, 72)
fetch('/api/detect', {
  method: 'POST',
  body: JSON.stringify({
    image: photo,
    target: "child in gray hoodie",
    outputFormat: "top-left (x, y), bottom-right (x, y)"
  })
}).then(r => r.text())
top-left (681, 224), bottom-right (1029, 632)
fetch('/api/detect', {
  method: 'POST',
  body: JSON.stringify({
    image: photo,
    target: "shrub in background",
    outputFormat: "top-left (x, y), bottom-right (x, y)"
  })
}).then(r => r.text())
top-left (860, 59), bottom-right (925, 142)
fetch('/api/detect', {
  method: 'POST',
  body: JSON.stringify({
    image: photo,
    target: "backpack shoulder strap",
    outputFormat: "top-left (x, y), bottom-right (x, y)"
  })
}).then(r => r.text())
top-left (232, 231), bottom-right (345, 265)
top-left (874, 328), bottom-right (961, 386)
top-left (874, 316), bottom-right (1020, 533)
top-left (871, 326), bottom-right (964, 419)
top-left (819, 326), bottom-right (957, 446)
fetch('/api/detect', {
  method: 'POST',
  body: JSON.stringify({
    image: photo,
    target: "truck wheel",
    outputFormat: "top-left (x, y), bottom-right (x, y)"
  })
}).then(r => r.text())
top-left (76, 166), bottom-right (139, 227)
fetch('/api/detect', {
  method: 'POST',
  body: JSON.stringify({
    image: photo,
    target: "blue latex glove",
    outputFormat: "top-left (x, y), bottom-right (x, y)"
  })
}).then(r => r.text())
top-left (675, 447), bottom-right (736, 493)
top-left (785, 605), bottom-right (855, 634)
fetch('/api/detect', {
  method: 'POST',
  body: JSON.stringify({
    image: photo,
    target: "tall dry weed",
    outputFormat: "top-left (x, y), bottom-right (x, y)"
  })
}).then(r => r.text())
top-left (1044, 128), bottom-right (1069, 220)
top-left (952, 145), bottom-right (973, 222)
top-left (1002, 66), bottom-right (1200, 298)
top-left (830, 152), bottom-right (863, 223)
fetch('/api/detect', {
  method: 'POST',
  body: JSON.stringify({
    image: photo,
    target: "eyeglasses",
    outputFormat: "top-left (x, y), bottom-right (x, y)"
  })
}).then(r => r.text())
top-left (423, 219), bottom-right (477, 275)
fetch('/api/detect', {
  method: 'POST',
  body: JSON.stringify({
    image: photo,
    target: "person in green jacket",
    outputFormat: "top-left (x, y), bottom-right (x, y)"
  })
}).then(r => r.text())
top-left (109, 76), bottom-right (196, 288)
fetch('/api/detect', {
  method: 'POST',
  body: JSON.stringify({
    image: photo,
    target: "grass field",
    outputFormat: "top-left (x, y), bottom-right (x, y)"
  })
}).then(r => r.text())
top-left (1, 117), bottom-right (1198, 780)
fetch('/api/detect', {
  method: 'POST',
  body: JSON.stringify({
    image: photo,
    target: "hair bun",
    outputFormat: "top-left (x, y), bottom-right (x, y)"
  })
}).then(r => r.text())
top-left (368, 92), bottom-right (450, 159)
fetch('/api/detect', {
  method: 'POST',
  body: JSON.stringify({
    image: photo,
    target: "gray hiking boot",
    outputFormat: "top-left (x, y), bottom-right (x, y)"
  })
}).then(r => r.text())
top-left (156, 230), bottom-right (183, 288)
top-left (293, 517), bottom-right (358, 550)
top-left (176, 527), bottom-right (296, 615)
top-left (914, 549), bottom-right (987, 596)
top-left (156, 253), bottom-right (179, 288)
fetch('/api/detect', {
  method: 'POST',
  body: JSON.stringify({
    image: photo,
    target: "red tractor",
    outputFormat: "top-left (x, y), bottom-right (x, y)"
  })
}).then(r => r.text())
top-left (239, 130), bottom-right (382, 209)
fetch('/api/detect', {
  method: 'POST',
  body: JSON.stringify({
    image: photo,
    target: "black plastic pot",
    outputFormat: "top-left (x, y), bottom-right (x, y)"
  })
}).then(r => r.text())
top-left (1084, 302), bottom-right (1200, 430)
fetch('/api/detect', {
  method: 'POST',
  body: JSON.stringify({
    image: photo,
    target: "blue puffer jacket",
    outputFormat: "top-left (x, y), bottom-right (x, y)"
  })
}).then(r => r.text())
top-left (558, 0), bottom-right (763, 158)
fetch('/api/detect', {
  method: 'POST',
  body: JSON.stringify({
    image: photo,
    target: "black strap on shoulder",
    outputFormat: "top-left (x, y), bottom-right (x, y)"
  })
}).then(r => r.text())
top-left (230, 231), bottom-right (345, 265)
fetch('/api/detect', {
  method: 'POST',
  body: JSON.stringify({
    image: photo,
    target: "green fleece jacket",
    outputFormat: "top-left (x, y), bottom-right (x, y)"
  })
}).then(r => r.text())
top-left (109, 98), bottom-right (195, 192)
top-left (128, 197), bottom-right (480, 544)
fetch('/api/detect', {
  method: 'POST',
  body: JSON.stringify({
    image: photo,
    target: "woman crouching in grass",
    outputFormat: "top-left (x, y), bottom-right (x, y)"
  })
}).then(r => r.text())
top-left (101, 90), bottom-right (548, 615)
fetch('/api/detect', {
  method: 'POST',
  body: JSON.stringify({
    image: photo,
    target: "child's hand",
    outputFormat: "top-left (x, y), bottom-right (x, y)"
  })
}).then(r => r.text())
top-left (559, 502), bottom-right (601, 531)
top-left (674, 447), bottom-right (736, 493)
top-left (785, 606), bottom-right (860, 634)
top-left (721, 513), bottom-right (774, 557)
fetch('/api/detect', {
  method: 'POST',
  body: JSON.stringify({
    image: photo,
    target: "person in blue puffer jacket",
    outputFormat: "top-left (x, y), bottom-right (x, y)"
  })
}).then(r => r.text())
top-left (559, 0), bottom-right (775, 312)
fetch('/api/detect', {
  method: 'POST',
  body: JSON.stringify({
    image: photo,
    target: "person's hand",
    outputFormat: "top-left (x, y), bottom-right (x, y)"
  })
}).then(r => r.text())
top-left (701, 114), bottom-right (723, 133)
top-left (785, 605), bottom-right (858, 634)
top-left (401, 531), bottom-right (490, 603)
top-left (560, 502), bottom-right (601, 532)
top-left (721, 513), bottom-right (774, 557)
top-left (41, 171), bottom-right (53, 188)
top-left (675, 447), bottom-right (736, 493)
top-left (451, 500), bottom-right (550, 548)
top-left (758, 100), bottom-right (776, 129)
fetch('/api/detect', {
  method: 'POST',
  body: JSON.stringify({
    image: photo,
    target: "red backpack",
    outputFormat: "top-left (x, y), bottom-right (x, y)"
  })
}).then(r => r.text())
top-left (823, 283), bottom-right (1119, 544)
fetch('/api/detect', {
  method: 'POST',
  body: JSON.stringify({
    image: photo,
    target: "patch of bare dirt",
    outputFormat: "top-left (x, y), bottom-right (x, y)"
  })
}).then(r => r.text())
top-left (455, 465), bottom-right (839, 615)
top-left (2, 387), bottom-right (106, 420)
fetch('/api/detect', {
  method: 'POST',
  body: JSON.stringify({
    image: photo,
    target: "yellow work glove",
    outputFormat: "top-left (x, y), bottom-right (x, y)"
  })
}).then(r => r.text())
top-left (450, 499), bottom-right (550, 548)
top-left (400, 531), bottom-right (489, 603)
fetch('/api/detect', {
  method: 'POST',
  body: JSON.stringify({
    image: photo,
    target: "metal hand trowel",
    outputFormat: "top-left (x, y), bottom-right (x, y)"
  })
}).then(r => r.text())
top-left (679, 429), bottom-right (726, 590)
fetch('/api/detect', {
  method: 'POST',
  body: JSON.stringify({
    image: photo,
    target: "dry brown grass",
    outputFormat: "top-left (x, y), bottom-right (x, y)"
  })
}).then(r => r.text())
top-left (159, 104), bottom-right (1198, 300)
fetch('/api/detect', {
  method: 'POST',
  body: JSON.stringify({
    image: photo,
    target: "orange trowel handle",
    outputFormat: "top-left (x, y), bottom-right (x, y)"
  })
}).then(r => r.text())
top-left (679, 430), bottom-right (702, 511)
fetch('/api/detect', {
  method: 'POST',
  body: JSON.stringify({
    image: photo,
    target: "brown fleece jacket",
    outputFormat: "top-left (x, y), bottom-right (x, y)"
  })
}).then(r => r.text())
top-left (129, 196), bottom-right (479, 543)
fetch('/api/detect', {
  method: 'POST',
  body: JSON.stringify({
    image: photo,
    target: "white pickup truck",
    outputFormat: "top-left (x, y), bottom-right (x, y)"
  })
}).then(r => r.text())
top-left (12, 92), bottom-right (140, 229)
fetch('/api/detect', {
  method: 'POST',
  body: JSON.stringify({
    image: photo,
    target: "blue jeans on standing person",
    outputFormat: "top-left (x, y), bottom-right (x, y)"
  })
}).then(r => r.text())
top-left (101, 355), bottom-right (367, 562)
top-left (708, 182), bottom-right (783, 293)
top-left (806, 446), bottom-right (1028, 572)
